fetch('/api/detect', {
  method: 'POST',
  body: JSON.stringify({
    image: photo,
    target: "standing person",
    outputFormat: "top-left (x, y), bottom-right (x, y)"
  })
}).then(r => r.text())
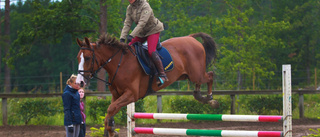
top-left (120, 0), bottom-right (168, 86)
top-left (78, 88), bottom-right (86, 137)
top-left (62, 74), bottom-right (82, 137)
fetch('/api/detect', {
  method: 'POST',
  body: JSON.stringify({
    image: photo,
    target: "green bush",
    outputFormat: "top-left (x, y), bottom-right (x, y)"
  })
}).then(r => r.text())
top-left (169, 95), bottom-right (230, 114)
top-left (245, 95), bottom-right (297, 115)
top-left (10, 98), bottom-right (62, 125)
top-left (87, 98), bottom-right (145, 137)
top-left (87, 97), bottom-right (145, 125)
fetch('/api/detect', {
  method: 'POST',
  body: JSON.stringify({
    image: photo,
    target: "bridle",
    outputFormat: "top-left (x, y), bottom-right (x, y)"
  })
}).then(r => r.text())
top-left (78, 43), bottom-right (124, 86)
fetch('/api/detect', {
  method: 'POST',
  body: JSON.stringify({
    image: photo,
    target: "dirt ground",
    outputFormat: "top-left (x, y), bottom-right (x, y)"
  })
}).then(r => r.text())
top-left (0, 119), bottom-right (319, 137)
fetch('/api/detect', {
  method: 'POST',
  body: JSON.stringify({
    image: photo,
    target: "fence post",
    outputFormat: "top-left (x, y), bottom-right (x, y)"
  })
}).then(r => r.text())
top-left (157, 95), bottom-right (162, 122)
top-left (60, 72), bottom-right (63, 93)
top-left (127, 103), bottom-right (135, 137)
top-left (315, 68), bottom-right (317, 90)
top-left (2, 98), bottom-right (7, 126)
top-left (157, 95), bottom-right (162, 113)
top-left (282, 64), bottom-right (292, 137)
top-left (299, 93), bottom-right (304, 119)
top-left (230, 94), bottom-right (235, 114)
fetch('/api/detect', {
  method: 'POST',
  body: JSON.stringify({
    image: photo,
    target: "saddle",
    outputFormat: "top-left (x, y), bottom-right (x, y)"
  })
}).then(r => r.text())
top-left (133, 40), bottom-right (174, 75)
top-left (133, 40), bottom-right (174, 97)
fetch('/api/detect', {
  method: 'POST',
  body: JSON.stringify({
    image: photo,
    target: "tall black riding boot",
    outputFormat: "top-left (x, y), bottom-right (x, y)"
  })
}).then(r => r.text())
top-left (151, 52), bottom-right (168, 86)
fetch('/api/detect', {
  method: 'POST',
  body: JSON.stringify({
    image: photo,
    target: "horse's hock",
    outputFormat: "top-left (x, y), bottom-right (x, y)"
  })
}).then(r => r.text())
top-left (193, 90), bottom-right (219, 108)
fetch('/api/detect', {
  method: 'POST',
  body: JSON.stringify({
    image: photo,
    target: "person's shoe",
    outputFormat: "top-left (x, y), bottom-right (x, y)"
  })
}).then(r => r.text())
top-left (151, 52), bottom-right (168, 87)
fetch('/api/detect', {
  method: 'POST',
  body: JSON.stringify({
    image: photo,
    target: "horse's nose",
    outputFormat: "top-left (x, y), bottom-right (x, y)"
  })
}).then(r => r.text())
top-left (76, 74), bottom-right (86, 86)
top-left (80, 81), bottom-right (84, 87)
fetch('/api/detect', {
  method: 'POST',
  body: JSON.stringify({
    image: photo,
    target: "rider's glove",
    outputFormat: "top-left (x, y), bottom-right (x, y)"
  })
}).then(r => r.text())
top-left (120, 38), bottom-right (125, 43)
top-left (127, 35), bottom-right (133, 44)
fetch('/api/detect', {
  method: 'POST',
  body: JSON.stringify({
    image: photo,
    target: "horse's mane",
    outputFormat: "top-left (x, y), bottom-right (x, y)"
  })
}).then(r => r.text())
top-left (97, 33), bottom-right (128, 52)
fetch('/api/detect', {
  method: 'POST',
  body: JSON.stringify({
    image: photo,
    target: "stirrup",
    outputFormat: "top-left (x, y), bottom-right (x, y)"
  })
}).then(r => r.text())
top-left (157, 75), bottom-right (168, 87)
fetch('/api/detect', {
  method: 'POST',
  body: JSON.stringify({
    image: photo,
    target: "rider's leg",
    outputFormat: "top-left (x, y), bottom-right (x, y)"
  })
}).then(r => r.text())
top-left (147, 33), bottom-right (160, 56)
top-left (128, 36), bottom-right (146, 46)
top-left (151, 52), bottom-right (168, 86)
top-left (148, 33), bottom-right (168, 86)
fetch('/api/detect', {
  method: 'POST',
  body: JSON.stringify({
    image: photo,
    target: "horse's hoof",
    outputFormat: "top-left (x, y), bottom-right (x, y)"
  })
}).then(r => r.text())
top-left (112, 131), bottom-right (119, 137)
top-left (114, 132), bottom-right (119, 137)
top-left (208, 100), bottom-right (219, 109)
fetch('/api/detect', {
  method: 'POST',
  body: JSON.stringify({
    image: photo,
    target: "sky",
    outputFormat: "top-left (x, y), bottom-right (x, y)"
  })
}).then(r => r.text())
top-left (0, 0), bottom-right (61, 9)
top-left (0, 0), bottom-right (19, 9)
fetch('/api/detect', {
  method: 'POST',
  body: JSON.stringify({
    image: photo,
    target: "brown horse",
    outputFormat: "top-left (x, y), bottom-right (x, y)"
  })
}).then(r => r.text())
top-left (75, 32), bottom-right (218, 137)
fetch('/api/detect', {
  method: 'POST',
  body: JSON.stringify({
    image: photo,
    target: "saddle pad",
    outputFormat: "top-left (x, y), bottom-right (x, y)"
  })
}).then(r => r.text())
top-left (136, 46), bottom-right (174, 75)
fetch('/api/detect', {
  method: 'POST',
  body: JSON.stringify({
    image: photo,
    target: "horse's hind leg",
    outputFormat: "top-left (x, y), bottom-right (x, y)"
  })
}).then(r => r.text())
top-left (206, 71), bottom-right (219, 108)
top-left (193, 71), bottom-right (219, 108)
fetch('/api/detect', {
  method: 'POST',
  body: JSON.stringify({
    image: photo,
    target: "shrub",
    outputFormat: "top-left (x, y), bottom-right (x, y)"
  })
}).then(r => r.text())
top-left (88, 98), bottom-right (144, 137)
top-left (87, 97), bottom-right (145, 125)
top-left (169, 95), bottom-right (230, 114)
top-left (245, 94), bottom-right (297, 115)
top-left (13, 98), bottom-right (62, 125)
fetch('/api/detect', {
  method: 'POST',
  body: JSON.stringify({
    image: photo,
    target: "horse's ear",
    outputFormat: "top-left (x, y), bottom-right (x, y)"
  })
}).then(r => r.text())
top-left (76, 38), bottom-right (82, 47)
top-left (84, 37), bottom-right (90, 47)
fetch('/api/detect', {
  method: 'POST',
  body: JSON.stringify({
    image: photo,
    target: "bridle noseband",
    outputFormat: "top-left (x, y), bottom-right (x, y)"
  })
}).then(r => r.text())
top-left (78, 44), bottom-right (124, 86)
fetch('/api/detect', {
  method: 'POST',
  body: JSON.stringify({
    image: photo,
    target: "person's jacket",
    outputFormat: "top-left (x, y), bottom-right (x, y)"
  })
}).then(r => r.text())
top-left (80, 101), bottom-right (86, 123)
top-left (120, 0), bottom-right (164, 39)
top-left (62, 85), bottom-right (82, 126)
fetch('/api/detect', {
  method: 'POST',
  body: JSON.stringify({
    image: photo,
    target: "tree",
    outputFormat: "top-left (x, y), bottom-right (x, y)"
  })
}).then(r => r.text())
top-left (8, 0), bottom-right (98, 92)
top-left (4, 0), bottom-right (11, 93)
top-left (282, 0), bottom-right (320, 85)
top-left (97, 0), bottom-right (107, 92)
top-left (212, 0), bottom-right (289, 89)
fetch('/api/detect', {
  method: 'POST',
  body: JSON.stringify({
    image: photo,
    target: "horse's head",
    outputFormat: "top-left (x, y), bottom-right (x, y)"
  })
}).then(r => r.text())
top-left (75, 37), bottom-right (99, 87)
top-left (75, 34), bottom-right (129, 87)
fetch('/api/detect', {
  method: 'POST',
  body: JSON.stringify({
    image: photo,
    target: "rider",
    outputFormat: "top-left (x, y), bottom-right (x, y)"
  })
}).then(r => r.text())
top-left (120, 0), bottom-right (168, 86)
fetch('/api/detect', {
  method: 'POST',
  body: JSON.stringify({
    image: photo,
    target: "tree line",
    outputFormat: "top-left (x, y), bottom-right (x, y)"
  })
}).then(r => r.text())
top-left (0, 0), bottom-right (319, 93)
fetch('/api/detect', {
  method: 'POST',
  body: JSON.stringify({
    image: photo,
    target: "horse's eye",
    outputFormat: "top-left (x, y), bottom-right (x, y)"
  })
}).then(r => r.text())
top-left (84, 57), bottom-right (91, 61)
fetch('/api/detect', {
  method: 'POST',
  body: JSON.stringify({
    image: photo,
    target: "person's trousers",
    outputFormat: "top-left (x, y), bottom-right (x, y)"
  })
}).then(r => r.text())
top-left (129, 32), bottom-right (160, 56)
top-left (65, 124), bottom-right (80, 137)
top-left (79, 123), bottom-right (86, 137)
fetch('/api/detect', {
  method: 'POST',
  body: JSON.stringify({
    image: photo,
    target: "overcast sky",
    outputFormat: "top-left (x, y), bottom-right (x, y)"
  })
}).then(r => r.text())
top-left (0, 0), bottom-right (61, 9)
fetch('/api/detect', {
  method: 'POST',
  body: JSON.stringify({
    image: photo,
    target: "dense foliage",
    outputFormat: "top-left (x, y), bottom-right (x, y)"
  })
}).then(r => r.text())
top-left (8, 98), bottom-right (62, 125)
top-left (87, 97), bottom-right (145, 125)
top-left (0, 0), bottom-right (319, 92)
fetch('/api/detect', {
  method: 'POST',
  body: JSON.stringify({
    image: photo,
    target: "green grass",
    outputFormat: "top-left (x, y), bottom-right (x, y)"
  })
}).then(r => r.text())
top-left (29, 113), bottom-right (64, 125)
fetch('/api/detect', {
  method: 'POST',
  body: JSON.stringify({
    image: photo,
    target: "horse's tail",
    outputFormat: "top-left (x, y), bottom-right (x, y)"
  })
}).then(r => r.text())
top-left (189, 32), bottom-right (217, 68)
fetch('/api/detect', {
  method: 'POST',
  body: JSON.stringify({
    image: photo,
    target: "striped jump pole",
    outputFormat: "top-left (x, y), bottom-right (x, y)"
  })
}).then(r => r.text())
top-left (133, 127), bottom-right (283, 137)
top-left (133, 113), bottom-right (282, 122)
top-left (282, 65), bottom-right (292, 137)
top-left (127, 64), bottom-right (292, 137)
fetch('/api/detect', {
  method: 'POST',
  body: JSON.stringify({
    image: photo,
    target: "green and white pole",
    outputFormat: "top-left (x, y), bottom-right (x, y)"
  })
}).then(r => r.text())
top-left (133, 113), bottom-right (282, 122)
top-left (133, 127), bottom-right (283, 137)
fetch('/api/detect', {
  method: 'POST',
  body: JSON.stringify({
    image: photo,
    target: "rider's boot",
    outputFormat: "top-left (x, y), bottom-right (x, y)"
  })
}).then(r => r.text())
top-left (151, 52), bottom-right (168, 87)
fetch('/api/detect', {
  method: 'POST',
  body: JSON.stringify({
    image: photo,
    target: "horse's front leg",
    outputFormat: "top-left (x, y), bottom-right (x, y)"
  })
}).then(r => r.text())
top-left (104, 116), bottom-right (116, 137)
top-left (104, 90), bottom-right (136, 137)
